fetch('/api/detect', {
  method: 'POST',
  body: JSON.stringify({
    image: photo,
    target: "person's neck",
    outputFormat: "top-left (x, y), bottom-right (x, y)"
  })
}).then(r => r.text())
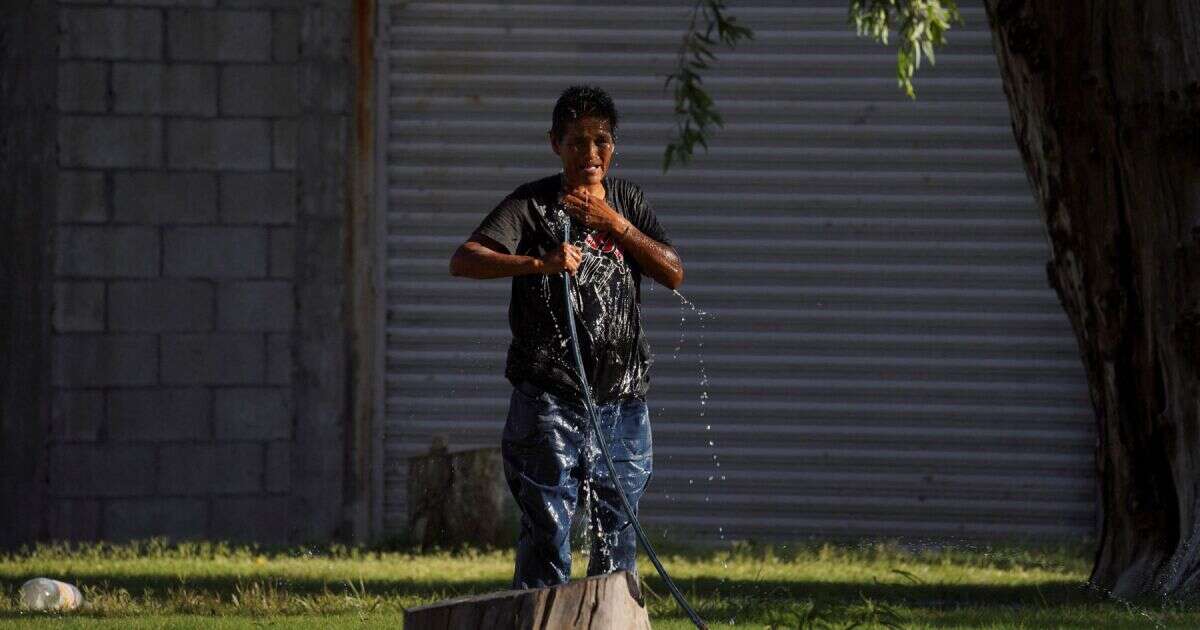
top-left (560, 173), bottom-right (605, 199)
top-left (582, 183), bottom-right (606, 198)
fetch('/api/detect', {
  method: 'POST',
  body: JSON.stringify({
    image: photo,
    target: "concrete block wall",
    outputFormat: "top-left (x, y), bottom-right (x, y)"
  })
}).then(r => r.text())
top-left (49, 0), bottom-right (318, 545)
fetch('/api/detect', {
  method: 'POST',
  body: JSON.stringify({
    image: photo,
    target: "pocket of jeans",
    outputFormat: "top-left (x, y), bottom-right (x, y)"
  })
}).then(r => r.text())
top-left (619, 436), bottom-right (651, 461)
top-left (503, 388), bottom-right (543, 444)
top-left (615, 402), bottom-right (652, 461)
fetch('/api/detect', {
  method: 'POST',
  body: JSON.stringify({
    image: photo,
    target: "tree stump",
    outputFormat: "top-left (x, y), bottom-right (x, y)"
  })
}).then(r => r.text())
top-left (407, 435), bottom-right (520, 549)
top-left (404, 570), bottom-right (652, 630)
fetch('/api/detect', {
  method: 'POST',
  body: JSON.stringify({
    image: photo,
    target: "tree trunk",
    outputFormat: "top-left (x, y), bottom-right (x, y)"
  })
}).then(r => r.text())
top-left (984, 0), bottom-right (1200, 599)
top-left (407, 436), bottom-right (520, 549)
top-left (404, 570), bottom-right (652, 630)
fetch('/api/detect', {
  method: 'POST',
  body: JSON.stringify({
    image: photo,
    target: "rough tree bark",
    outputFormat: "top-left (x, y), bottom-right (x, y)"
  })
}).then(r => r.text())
top-left (984, 1), bottom-right (1200, 599)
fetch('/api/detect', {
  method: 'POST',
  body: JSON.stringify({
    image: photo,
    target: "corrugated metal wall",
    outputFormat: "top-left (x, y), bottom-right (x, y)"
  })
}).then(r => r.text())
top-left (382, 0), bottom-right (1097, 543)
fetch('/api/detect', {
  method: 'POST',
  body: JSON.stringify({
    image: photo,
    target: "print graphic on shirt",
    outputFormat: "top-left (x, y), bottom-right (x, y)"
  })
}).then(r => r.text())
top-left (576, 229), bottom-right (639, 392)
top-left (543, 202), bottom-right (642, 396)
top-left (584, 231), bottom-right (624, 261)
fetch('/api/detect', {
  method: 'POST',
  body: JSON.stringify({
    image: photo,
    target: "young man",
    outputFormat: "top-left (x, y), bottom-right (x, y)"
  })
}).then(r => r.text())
top-left (449, 85), bottom-right (684, 588)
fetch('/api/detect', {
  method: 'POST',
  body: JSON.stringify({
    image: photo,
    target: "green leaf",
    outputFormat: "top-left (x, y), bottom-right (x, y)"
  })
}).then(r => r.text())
top-left (921, 38), bottom-right (936, 64)
top-left (847, 0), bottom-right (961, 99)
top-left (662, 0), bottom-right (757, 172)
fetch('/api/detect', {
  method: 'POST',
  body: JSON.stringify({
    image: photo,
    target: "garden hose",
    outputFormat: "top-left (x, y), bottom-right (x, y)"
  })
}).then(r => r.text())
top-left (559, 220), bottom-right (708, 630)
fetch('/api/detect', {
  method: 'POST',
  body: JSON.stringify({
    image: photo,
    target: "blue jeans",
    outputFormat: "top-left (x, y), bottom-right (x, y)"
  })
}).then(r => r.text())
top-left (501, 381), bottom-right (653, 590)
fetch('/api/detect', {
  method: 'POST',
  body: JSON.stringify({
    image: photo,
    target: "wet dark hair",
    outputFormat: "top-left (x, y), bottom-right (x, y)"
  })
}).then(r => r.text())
top-left (549, 85), bottom-right (618, 142)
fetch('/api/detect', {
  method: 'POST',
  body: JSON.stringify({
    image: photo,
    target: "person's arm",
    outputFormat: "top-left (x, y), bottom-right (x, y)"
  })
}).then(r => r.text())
top-left (450, 233), bottom-right (581, 279)
top-left (560, 189), bottom-right (685, 289)
top-left (612, 219), bottom-right (684, 289)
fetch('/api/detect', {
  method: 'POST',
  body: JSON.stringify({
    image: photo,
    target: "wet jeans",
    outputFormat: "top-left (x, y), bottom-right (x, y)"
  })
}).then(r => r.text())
top-left (501, 381), bottom-right (653, 590)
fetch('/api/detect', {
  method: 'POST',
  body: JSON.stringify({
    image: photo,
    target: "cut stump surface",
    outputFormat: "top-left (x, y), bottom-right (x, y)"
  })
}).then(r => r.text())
top-left (404, 570), bottom-right (652, 630)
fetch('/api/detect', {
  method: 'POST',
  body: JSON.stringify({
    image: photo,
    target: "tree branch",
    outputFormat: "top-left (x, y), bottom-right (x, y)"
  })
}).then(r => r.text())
top-left (850, 0), bottom-right (962, 98)
top-left (662, 0), bottom-right (753, 172)
top-left (662, 1), bottom-right (962, 173)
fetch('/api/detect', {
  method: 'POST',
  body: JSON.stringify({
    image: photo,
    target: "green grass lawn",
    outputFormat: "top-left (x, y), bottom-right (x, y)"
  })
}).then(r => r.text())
top-left (1, 537), bottom-right (1196, 628)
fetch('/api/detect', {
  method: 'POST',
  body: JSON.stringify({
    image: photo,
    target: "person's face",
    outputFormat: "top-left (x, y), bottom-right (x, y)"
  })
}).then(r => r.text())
top-left (551, 116), bottom-right (615, 188)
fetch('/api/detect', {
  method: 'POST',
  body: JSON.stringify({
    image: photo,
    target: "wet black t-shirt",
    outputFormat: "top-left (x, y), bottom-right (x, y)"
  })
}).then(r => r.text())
top-left (471, 173), bottom-right (672, 405)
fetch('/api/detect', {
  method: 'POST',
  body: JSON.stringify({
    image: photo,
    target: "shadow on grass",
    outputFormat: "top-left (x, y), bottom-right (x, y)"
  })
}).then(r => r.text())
top-left (0, 572), bottom-right (1141, 620)
top-left (5, 537), bottom-right (1196, 626)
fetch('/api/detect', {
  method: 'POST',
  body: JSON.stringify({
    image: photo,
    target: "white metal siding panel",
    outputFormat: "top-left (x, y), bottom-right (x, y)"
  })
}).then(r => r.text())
top-left (383, 0), bottom-right (1096, 543)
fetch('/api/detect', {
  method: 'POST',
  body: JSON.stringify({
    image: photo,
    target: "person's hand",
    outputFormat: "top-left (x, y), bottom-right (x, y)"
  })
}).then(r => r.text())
top-left (540, 242), bottom-right (582, 275)
top-left (561, 188), bottom-right (626, 234)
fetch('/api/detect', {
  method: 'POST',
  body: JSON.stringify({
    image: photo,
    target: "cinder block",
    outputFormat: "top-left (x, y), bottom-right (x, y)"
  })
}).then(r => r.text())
top-left (167, 119), bottom-right (271, 170)
top-left (214, 387), bottom-right (292, 440)
top-left (297, 120), bottom-right (348, 217)
top-left (210, 495), bottom-right (288, 544)
top-left (49, 443), bottom-right (156, 497)
top-left (59, 116), bottom-right (163, 168)
top-left (47, 500), bottom-right (102, 541)
top-left (59, 7), bottom-right (162, 60)
top-left (51, 389), bottom-right (105, 442)
top-left (58, 62), bottom-right (108, 112)
top-left (266, 333), bottom-right (291, 385)
top-left (223, 0), bottom-right (302, 7)
top-left (268, 227), bottom-right (294, 278)
top-left (104, 498), bottom-right (209, 542)
top-left (108, 388), bottom-right (210, 441)
top-left (294, 224), bottom-right (341, 287)
top-left (265, 441), bottom-right (289, 493)
top-left (56, 170), bottom-right (107, 224)
top-left (52, 334), bottom-right (158, 387)
top-left (161, 332), bottom-right (264, 384)
top-left (115, 0), bottom-right (217, 6)
top-left (297, 7), bottom-right (350, 108)
top-left (301, 56), bottom-right (350, 114)
top-left (114, 172), bottom-right (218, 224)
top-left (109, 280), bottom-right (214, 332)
top-left (54, 281), bottom-right (105, 332)
top-left (272, 10), bottom-right (299, 62)
top-left (217, 281), bottom-right (293, 331)
top-left (158, 443), bottom-right (263, 494)
top-left (167, 10), bottom-right (271, 62)
top-left (272, 119), bottom-right (296, 170)
top-left (219, 65), bottom-right (298, 117)
top-left (163, 226), bottom-right (267, 278)
top-left (113, 63), bottom-right (218, 116)
top-left (220, 173), bottom-right (296, 224)
top-left (294, 234), bottom-right (342, 290)
top-left (55, 226), bottom-right (160, 278)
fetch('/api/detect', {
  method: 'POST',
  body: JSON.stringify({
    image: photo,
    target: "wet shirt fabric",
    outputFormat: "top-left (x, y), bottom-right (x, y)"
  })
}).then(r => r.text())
top-left (472, 173), bottom-right (672, 404)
